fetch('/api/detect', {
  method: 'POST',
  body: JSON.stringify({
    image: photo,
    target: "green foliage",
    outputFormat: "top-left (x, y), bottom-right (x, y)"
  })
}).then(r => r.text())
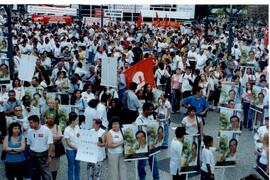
top-left (219, 113), bottom-right (230, 130)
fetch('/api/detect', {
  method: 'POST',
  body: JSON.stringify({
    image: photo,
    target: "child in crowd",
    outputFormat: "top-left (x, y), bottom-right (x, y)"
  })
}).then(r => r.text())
top-left (201, 135), bottom-right (215, 180)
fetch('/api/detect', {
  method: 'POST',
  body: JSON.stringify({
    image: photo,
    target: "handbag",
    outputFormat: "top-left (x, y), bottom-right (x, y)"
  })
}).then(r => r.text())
top-left (54, 126), bottom-right (65, 157)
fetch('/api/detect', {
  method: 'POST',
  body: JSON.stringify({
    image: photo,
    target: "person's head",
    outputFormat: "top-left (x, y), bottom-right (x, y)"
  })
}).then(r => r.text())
top-left (227, 99), bottom-right (236, 108)
top-left (31, 77), bottom-right (39, 87)
top-left (111, 116), bottom-right (121, 131)
top-left (175, 68), bottom-right (181, 75)
top-left (200, 73), bottom-right (207, 81)
top-left (14, 105), bottom-right (23, 118)
top-left (265, 117), bottom-right (269, 129)
top-left (46, 114), bottom-right (55, 126)
top-left (246, 82), bottom-right (252, 91)
top-left (88, 99), bottom-right (99, 109)
top-left (158, 62), bottom-right (164, 70)
top-left (12, 78), bottom-right (21, 88)
top-left (92, 118), bottom-right (102, 130)
top-left (229, 138), bottom-right (238, 155)
top-left (203, 135), bottom-right (213, 147)
top-left (228, 89), bottom-right (236, 99)
top-left (187, 106), bottom-right (196, 117)
top-left (68, 112), bottom-right (78, 126)
top-left (8, 90), bottom-right (16, 101)
top-left (136, 130), bottom-right (146, 147)
top-left (249, 50), bottom-right (255, 59)
top-left (185, 66), bottom-right (191, 74)
top-left (22, 95), bottom-right (31, 106)
top-left (0, 64), bottom-right (9, 75)
top-left (129, 82), bottom-right (138, 91)
top-left (101, 93), bottom-right (109, 104)
top-left (8, 122), bottom-right (21, 137)
top-left (57, 71), bottom-right (66, 79)
top-left (73, 90), bottom-right (81, 99)
top-left (230, 115), bottom-right (240, 130)
top-left (28, 115), bottom-right (40, 129)
top-left (175, 126), bottom-right (186, 139)
top-left (47, 99), bottom-right (55, 109)
top-left (142, 102), bottom-right (154, 117)
top-left (195, 87), bottom-right (203, 97)
top-left (157, 126), bottom-right (164, 141)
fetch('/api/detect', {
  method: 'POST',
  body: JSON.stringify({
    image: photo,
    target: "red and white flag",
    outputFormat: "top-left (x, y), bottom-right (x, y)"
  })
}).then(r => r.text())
top-left (124, 58), bottom-right (155, 90)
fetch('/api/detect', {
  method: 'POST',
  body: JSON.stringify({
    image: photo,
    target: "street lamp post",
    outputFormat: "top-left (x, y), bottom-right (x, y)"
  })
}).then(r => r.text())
top-left (224, 5), bottom-right (240, 56)
top-left (4, 5), bottom-right (14, 78)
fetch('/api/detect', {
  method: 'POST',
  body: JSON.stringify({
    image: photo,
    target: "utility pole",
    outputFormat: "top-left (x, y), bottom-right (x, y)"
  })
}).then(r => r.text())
top-left (4, 5), bottom-right (14, 78)
top-left (224, 5), bottom-right (240, 55)
top-left (101, 4), bottom-right (103, 29)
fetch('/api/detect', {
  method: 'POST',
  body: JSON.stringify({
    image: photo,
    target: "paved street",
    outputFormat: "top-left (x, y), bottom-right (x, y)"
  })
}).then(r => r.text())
top-left (0, 110), bottom-right (261, 180)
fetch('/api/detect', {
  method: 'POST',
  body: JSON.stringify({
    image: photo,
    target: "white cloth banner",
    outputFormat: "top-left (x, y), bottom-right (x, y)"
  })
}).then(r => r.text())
top-left (18, 55), bottom-right (37, 82)
top-left (75, 129), bottom-right (99, 163)
top-left (101, 57), bottom-right (118, 88)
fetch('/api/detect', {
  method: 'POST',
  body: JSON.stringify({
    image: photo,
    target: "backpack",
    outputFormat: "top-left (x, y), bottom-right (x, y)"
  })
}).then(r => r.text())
top-left (158, 70), bottom-right (167, 85)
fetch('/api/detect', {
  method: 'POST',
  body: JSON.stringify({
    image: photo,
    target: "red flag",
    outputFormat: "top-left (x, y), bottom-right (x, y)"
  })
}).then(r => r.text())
top-left (136, 12), bottom-right (142, 29)
top-left (264, 25), bottom-right (269, 47)
top-left (124, 58), bottom-right (155, 90)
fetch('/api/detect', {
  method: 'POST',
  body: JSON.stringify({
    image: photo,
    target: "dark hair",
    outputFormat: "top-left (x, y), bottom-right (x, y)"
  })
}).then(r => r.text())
top-left (258, 92), bottom-right (265, 98)
top-left (203, 135), bottom-right (213, 146)
top-left (229, 138), bottom-right (238, 146)
top-left (142, 102), bottom-right (154, 112)
top-left (93, 118), bottom-right (102, 126)
top-left (111, 116), bottom-right (121, 124)
top-left (195, 87), bottom-right (203, 93)
top-left (88, 99), bottom-right (99, 108)
top-left (230, 115), bottom-right (240, 123)
top-left (28, 115), bottom-right (40, 123)
top-left (12, 78), bottom-right (21, 87)
top-left (129, 82), bottom-right (138, 91)
top-left (8, 122), bottom-right (22, 138)
top-left (136, 130), bottom-right (146, 139)
top-left (57, 71), bottom-right (66, 78)
top-left (8, 90), bottom-right (16, 94)
top-left (101, 93), bottom-right (109, 103)
top-left (175, 126), bottom-right (186, 139)
top-left (157, 126), bottom-right (163, 133)
top-left (68, 112), bottom-right (78, 124)
top-left (70, 90), bottom-right (81, 105)
top-left (187, 106), bottom-right (196, 113)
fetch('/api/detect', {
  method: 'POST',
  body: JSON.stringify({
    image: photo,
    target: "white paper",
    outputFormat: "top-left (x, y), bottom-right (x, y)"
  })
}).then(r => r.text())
top-left (75, 129), bottom-right (99, 163)
top-left (18, 55), bottom-right (37, 82)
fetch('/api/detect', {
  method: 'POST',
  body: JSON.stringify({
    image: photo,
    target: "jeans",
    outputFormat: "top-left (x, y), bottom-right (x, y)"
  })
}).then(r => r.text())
top-left (162, 123), bottom-right (169, 147)
top-left (118, 88), bottom-right (127, 102)
top-left (88, 52), bottom-right (95, 65)
top-left (171, 89), bottom-right (180, 112)
top-left (242, 102), bottom-right (251, 127)
top-left (201, 170), bottom-right (214, 180)
top-left (66, 150), bottom-right (80, 180)
top-left (137, 155), bottom-right (160, 180)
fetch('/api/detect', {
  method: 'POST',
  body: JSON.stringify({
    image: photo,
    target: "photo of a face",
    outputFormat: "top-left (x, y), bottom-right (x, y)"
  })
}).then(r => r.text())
top-left (219, 107), bottom-right (242, 131)
top-left (230, 116), bottom-right (240, 131)
top-left (0, 63), bottom-right (10, 82)
top-left (147, 122), bottom-right (164, 154)
top-left (181, 135), bottom-right (199, 172)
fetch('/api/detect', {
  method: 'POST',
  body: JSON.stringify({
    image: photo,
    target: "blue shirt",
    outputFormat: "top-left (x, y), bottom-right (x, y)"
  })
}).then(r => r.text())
top-left (182, 95), bottom-right (209, 115)
top-left (5, 135), bottom-right (25, 163)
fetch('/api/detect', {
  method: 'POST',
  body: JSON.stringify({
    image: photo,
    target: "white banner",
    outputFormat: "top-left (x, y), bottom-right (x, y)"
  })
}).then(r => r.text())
top-left (76, 129), bottom-right (99, 163)
top-left (83, 17), bottom-right (110, 26)
top-left (101, 57), bottom-right (118, 88)
top-left (27, 5), bottom-right (77, 16)
top-left (18, 55), bottom-right (37, 82)
top-left (104, 9), bottom-right (123, 18)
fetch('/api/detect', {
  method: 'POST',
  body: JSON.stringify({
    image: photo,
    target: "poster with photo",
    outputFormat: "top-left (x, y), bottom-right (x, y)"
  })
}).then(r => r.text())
top-left (219, 107), bottom-right (242, 132)
top-left (58, 105), bottom-right (72, 132)
top-left (148, 121), bottom-right (164, 155)
top-left (219, 82), bottom-right (240, 107)
top-left (240, 65), bottom-right (256, 86)
top-left (216, 131), bottom-right (240, 166)
top-left (250, 85), bottom-right (267, 112)
top-left (0, 60), bottom-right (10, 84)
top-left (181, 135), bottom-right (199, 172)
top-left (122, 124), bottom-right (148, 160)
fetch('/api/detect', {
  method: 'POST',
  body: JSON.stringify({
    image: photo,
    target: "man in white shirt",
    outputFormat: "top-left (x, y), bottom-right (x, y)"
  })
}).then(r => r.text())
top-left (27, 115), bottom-right (53, 180)
top-left (196, 49), bottom-right (208, 72)
top-left (179, 67), bottom-right (195, 99)
top-left (96, 94), bottom-right (109, 129)
top-left (135, 102), bottom-right (160, 180)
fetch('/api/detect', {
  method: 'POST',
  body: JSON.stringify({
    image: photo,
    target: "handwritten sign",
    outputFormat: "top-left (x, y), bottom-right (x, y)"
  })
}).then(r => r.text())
top-left (75, 129), bottom-right (98, 163)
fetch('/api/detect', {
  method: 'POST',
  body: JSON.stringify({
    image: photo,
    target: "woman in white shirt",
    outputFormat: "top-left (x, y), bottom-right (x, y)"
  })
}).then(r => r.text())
top-left (198, 73), bottom-right (211, 100)
top-left (257, 133), bottom-right (269, 177)
top-left (107, 116), bottom-right (127, 180)
top-left (170, 126), bottom-right (186, 180)
top-left (181, 106), bottom-right (204, 136)
top-left (64, 112), bottom-right (80, 180)
top-left (55, 71), bottom-right (69, 93)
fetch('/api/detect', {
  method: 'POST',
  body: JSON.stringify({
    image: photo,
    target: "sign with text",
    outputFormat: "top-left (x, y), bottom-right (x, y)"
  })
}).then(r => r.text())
top-left (76, 129), bottom-right (99, 163)
top-left (28, 5), bottom-right (77, 16)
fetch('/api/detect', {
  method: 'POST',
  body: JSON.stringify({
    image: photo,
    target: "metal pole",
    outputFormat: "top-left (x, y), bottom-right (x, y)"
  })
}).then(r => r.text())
top-left (4, 5), bottom-right (14, 78)
top-left (101, 4), bottom-right (103, 29)
top-left (228, 5), bottom-right (233, 56)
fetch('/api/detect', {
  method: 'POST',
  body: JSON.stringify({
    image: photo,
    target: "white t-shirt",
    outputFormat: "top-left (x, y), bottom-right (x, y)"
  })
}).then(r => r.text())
top-left (81, 92), bottom-right (95, 104)
top-left (108, 129), bottom-right (123, 154)
top-left (181, 116), bottom-right (202, 135)
top-left (96, 103), bottom-right (108, 129)
top-left (154, 69), bottom-right (170, 86)
top-left (91, 128), bottom-right (106, 161)
top-left (84, 107), bottom-right (97, 130)
top-left (135, 114), bottom-right (155, 125)
top-left (27, 125), bottom-right (53, 153)
top-left (64, 125), bottom-right (80, 150)
top-left (179, 73), bottom-right (194, 92)
top-left (201, 148), bottom-right (215, 173)
top-left (170, 138), bottom-right (183, 175)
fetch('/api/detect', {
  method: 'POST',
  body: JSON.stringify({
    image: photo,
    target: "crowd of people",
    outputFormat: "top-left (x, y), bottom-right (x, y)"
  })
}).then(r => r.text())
top-left (0, 9), bottom-right (269, 180)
